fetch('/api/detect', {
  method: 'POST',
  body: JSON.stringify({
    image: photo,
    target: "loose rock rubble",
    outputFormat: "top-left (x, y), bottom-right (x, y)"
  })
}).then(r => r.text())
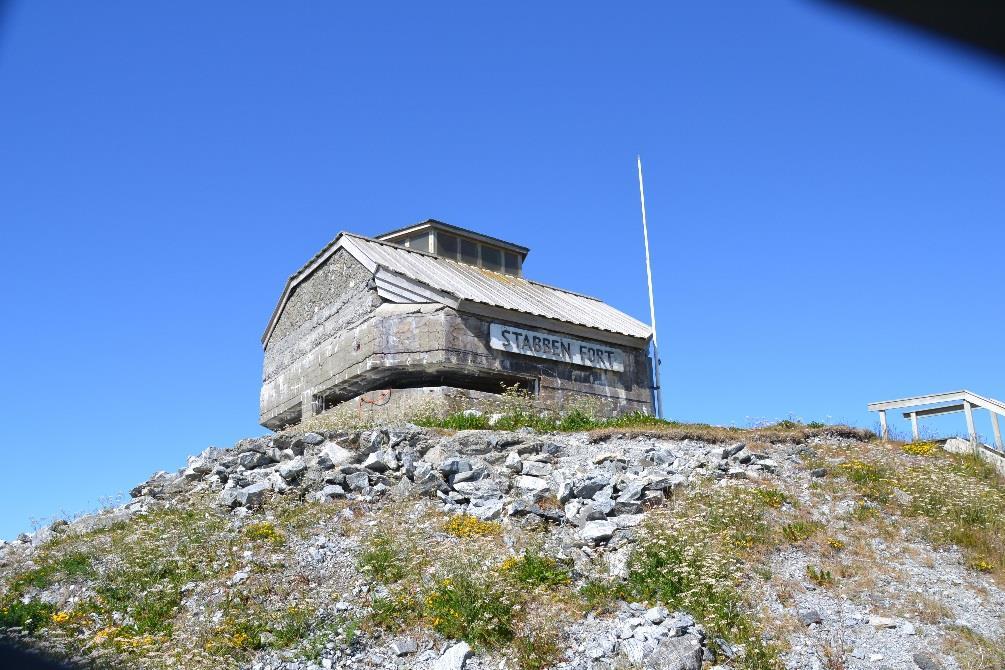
top-left (2, 425), bottom-right (1003, 670)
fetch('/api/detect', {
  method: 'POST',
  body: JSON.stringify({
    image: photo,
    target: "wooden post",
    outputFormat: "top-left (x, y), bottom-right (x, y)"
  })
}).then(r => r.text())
top-left (879, 410), bottom-right (888, 440)
top-left (991, 411), bottom-right (1003, 451)
top-left (964, 400), bottom-right (976, 443)
top-left (910, 412), bottom-right (919, 441)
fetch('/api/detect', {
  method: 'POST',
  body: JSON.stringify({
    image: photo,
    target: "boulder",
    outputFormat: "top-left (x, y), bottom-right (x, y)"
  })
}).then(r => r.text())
top-left (345, 472), bottom-right (370, 493)
top-left (279, 456), bottom-right (307, 481)
top-left (521, 461), bottom-right (552, 477)
top-left (318, 484), bottom-right (346, 502)
top-left (504, 451), bottom-right (523, 472)
top-left (433, 642), bottom-right (471, 670)
top-left (573, 473), bottom-right (612, 499)
top-left (581, 520), bottom-right (616, 544)
top-left (438, 458), bottom-right (473, 477)
top-left (318, 444), bottom-right (353, 469)
top-left (363, 449), bottom-right (398, 473)
top-left (649, 634), bottom-right (703, 670)
top-left (391, 638), bottom-right (418, 656)
top-left (238, 451), bottom-right (272, 470)
top-left (220, 481), bottom-right (270, 508)
top-left (515, 475), bottom-right (550, 495)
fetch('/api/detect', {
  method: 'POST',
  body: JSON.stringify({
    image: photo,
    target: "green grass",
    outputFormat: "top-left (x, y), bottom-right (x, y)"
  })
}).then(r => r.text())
top-left (616, 485), bottom-right (784, 670)
top-left (499, 550), bottom-right (571, 588)
top-left (358, 533), bottom-right (407, 584)
top-left (415, 408), bottom-right (870, 447)
top-left (0, 599), bottom-right (58, 633)
top-left (781, 520), bottom-right (821, 543)
top-left (9, 550), bottom-right (94, 593)
top-left (424, 573), bottom-right (515, 649)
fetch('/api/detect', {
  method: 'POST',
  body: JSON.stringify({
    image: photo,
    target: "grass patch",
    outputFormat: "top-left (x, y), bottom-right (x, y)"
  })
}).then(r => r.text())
top-left (499, 550), bottom-right (571, 588)
top-left (753, 487), bottom-right (789, 509)
top-left (513, 629), bottom-right (563, 670)
top-left (424, 574), bottom-right (515, 649)
top-left (358, 532), bottom-right (407, 584)
top-left (369, 591), bottom-right (419, 632)
top-left (620, 485), bottom-right (783, 670)
top-left (0, 599), bottom-right (58, 633)
top-left (781, 520), bottom-right (821, 543)
top-left (806, 565), bottom-right (834, 587)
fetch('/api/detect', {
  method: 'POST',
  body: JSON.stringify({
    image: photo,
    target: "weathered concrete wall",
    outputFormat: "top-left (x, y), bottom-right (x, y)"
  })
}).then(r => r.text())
top-left (310, 386), bottom-right (502, 426)
top-left (262, 293), bottom-right (652, 429)
top-left (446, 314), bottom-right (652, 415)
top-left (261, 252), bottom-right (653, 428)
top-left (261, 249), bottom-right (379, 427)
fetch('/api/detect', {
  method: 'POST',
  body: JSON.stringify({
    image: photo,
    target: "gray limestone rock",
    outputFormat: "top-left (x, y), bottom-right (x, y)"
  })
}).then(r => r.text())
top-left (649, 635), bottom-right (703, 670)
top-left (433, 641), bottom-right (471, 670)
top-left (798, 609), bottom-right (823, 626)
top-left (521, 461), bottom-right (553, 477)
top-left (238, 451), bottom-right (272, 470)
top-left (581, 520), bottom-right (616, 544)
top-left (279, 456), bottom-right (307, 481)
top-left (515, 475), bottom-right (550, 494)
top-left (345, 471), bottom-right (370, 493)
top-left (318, 484), bottom-right (346, 501)
top-left (318, 444), bottom-right (353, 469)
top-left (390, 637), bottom-right (418, 656)
top-left (438, 458), bottom-right (472, 477)
top-left (363, 449), bottom-right (398, 473)
top-left (573, 473), bottom-right (613, 500)
top-left (235, 481), bottom-right (271, 507)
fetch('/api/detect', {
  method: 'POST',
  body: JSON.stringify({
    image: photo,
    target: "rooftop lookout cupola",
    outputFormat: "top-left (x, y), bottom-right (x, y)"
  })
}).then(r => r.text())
top-left (259, 219), bottom-right (653, 430)
top-left (376, 219), bottom-right (528, 276)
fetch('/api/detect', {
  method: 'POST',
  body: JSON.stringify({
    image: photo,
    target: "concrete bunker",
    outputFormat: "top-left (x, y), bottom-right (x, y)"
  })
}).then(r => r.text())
top-left (259, 219), bottom-right (654, 429)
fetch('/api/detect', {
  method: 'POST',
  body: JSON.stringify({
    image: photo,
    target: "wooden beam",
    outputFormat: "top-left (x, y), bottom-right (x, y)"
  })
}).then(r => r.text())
top-left (910, 412), bottom-right (919, 441)
top-left (901, 403), bottom-right (967, 419)
top-left (868, 391), bottom-right (968, 412)
top-left (992, 411), bottom-right (1003, 451)
top-left (964, 400), bottom-right (977, 443)
top-left (879, 409), bottom-right (888, 440)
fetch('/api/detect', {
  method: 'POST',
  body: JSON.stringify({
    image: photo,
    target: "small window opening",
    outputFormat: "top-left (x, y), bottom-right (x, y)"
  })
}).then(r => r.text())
top-left (481, 246), bottom-right (502, 272)
top-left (460, 238), bottom-right (479, 265)
top-left (438, 233), bottom-right (458, 259)
top-left (407, 231), bottom-right (431, 252)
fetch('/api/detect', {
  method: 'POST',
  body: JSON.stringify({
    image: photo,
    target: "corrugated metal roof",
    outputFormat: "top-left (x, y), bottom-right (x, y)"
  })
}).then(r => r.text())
top-left (346, 234), bottom-right (651, 341)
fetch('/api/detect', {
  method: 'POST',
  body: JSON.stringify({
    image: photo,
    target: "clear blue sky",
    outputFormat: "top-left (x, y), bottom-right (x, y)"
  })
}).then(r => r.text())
top-left (1, 2), bottom-right (1003, 539)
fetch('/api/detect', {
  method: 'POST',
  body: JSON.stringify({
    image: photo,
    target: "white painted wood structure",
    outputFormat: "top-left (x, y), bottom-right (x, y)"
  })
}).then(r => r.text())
top-left (867, 390), bottom-right (1005, 450)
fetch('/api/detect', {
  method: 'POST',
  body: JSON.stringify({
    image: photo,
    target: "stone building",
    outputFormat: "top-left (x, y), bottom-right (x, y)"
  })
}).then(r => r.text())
top-left (259, 220), bottom-right (654, 429)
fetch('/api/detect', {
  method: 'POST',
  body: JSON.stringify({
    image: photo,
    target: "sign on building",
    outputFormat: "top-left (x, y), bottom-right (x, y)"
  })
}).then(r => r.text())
top-left (489, 323), bottom-right (624, 371)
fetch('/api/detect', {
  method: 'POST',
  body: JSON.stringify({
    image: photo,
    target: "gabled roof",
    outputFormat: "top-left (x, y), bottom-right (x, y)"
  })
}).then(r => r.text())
top-left (261, 232), bottom-right (652, 348)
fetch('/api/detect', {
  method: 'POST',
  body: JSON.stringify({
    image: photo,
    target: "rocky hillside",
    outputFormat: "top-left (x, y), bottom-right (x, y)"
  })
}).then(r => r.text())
top-left (2, 419), bottom-right (1004, 670)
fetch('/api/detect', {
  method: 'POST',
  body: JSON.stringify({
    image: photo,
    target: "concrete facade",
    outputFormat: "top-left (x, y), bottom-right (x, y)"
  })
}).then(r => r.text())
top-left (260, 228), bottom-right (654, 430)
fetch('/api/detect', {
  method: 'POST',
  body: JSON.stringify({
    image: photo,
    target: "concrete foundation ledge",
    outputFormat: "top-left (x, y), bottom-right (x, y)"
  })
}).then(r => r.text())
top-left (285, 384), bottom-right (649, 433)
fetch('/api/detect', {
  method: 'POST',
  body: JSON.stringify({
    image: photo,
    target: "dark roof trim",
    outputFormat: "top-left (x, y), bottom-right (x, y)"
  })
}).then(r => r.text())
top-left (375, 219), bottom-right (530, 257)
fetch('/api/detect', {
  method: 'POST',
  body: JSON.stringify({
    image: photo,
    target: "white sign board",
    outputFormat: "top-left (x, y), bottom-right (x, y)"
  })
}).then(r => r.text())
top-left (489, 323), bottom-right (624, 372)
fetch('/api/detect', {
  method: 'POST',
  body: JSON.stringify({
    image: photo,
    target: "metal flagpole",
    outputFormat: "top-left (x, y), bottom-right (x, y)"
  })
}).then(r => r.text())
top-left (637, 155), bottom-right (663, 419)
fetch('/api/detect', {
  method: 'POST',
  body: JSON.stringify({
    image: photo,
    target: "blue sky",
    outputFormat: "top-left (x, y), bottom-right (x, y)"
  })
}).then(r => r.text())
top-left (1, 2), bottom-right (1002, 539)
